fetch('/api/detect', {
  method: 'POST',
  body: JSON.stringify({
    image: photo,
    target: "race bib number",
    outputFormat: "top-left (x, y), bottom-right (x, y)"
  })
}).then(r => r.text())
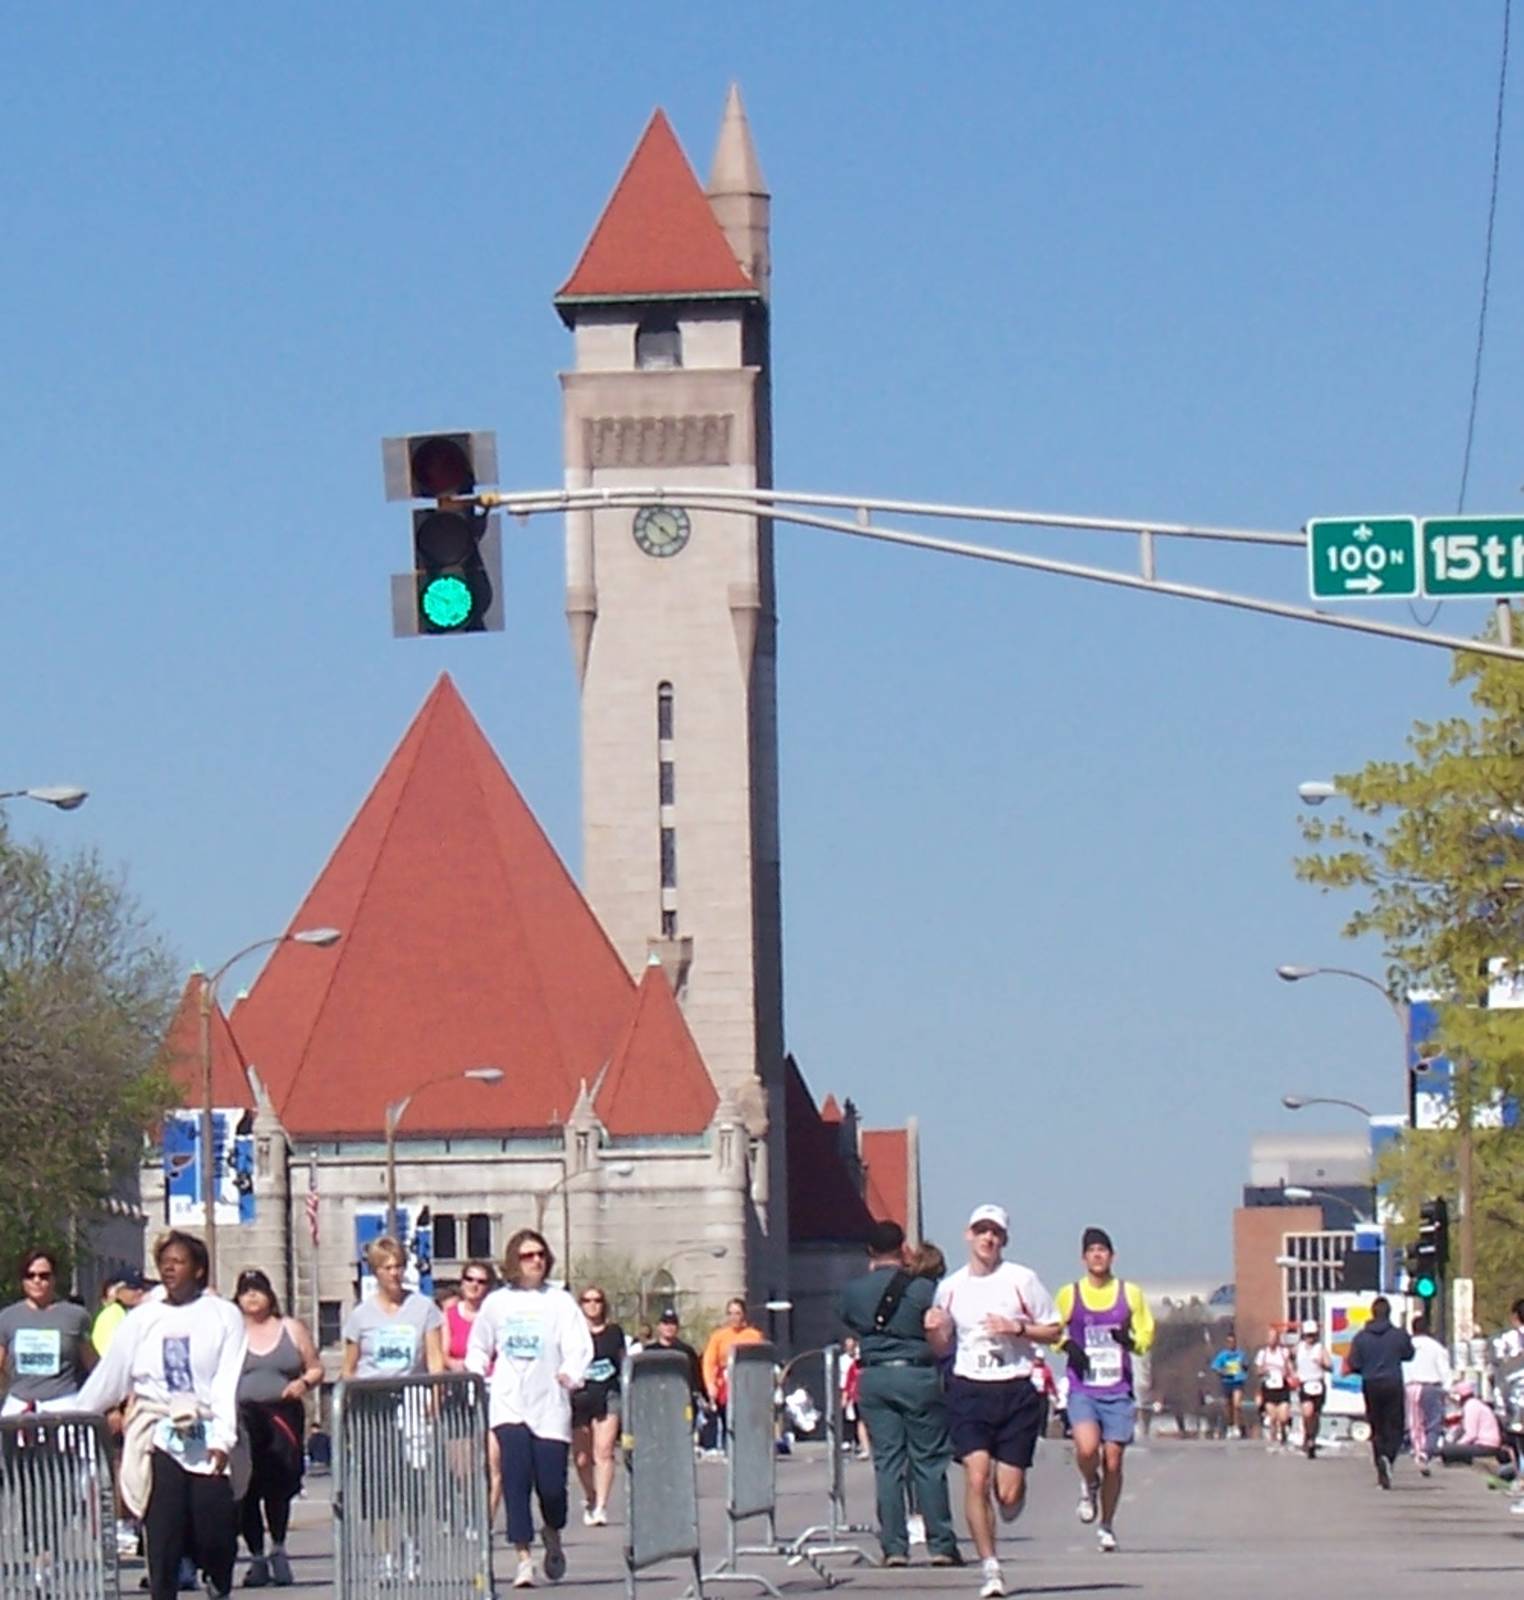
top-left (13, 1329), bottom-right (61, 1378)
top-left (370, 1325), bottom-right (418, 1375)
top-left (1302, 1380), bottom-right (1324, 1397)
top-left (153, 1416), bottom-right (208, 1462)
top-left (500, 1314), bottom-right (543, 1362)
top-left (1264, 1374), bottom-right (1286, 1390)
top-left (586, 1357), bottom-right (616, 1384)
top-left (162, 1335), bottom-right (194, 1393)
top-left (1083, 1328), bottom-right (1123, 1387)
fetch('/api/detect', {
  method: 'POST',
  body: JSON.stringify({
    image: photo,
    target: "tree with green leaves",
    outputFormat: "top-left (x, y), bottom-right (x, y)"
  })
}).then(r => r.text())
top-left (0, 820), bottom-right (177, 1299)
top-left (1295, 623), bottom-right (1524, 1328)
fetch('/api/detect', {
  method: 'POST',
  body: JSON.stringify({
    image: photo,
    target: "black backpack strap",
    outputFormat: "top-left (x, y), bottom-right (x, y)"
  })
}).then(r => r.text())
top-left (871, 1269), bottom-right (915, 1333)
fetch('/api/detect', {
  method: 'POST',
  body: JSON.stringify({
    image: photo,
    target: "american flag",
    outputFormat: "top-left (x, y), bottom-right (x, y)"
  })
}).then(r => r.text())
top-left (305, 1161), bottom-right (320, 1246)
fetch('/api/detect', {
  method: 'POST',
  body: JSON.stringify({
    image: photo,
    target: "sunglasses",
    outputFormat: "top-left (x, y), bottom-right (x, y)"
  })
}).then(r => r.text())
top-left (463, 1276), bottom-right (490, 1286)
top-left (23, 1270), bottom-right (54, 1282)
top-left (518, 1249), bottom-right (547, 1261)
top-left (580, 1295), bottom-right (605, 1305)
top-left (970, 1223), bottom-right (1005, 1237)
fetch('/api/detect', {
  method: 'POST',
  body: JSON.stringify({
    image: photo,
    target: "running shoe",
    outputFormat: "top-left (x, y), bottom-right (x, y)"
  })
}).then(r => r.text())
top-left (582, 1505), bottom-right (597, 1527)
top-left (1376, 1455), bottom-right (1392, 1490)
top-left (242, 1559), bottom-right (269, 1588)
top-left (979, 1557), bottom-right (1006, 1598)
top-left (930, 1549), bottom-right (965, 1567)
top-left (588, 1506), bottom-right (608, 1527)
top-left (1076, 1482), bottom-right (1098, 1524)
top-left (512, 1558), bottom-right (535, 1589)
top-left (542, 1527), bottom-right (566, 1583)
top-left (1097, 1526), bottom-right (1118, 1554)
top-left (268, 1552), bottom-right (293, 1588)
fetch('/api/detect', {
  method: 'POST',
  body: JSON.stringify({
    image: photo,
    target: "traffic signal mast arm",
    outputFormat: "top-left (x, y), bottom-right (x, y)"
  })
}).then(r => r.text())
top-left (471, 485), bottom-right (1524, 665)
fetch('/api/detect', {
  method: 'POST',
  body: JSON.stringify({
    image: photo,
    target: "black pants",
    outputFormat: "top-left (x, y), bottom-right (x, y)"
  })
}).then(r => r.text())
top-left (1362, 1378), bottom-right (1405, 1468)
top-left (494, 1424), bottom-right (568, 1549)
top-left (144, 1452), bottom-right (236, 1600)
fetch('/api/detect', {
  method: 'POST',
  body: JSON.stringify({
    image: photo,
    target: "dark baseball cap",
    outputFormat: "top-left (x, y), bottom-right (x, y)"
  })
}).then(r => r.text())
top-left (658, 1306), bottom-right (680, 1324)
top-left (118, 1270), bottom-right (148, 1291)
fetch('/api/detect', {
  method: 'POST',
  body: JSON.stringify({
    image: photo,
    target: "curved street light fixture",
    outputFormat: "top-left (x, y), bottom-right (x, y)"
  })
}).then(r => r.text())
top-left (1282, 1184), bottom-right (1374, 1227)
top-left (1281, 1093), bottom-right (1375, 1118)
top-left (534, 1161), bottom-right (636, 1270)
top-left (0, 785), bottom-right (88, 810)
top-left (637, 1244), bottom-right (728, 1317)
top-left (385, 1067), bottom-right (505, 1239)
top-left (201, 926), bottom-right (342, 1281)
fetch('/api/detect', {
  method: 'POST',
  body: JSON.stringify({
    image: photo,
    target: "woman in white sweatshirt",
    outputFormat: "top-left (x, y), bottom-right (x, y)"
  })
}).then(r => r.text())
top-left (467, 1228), bottom-right (592, 1590)
top-left (78, 1230), bottom-right (247, 1600)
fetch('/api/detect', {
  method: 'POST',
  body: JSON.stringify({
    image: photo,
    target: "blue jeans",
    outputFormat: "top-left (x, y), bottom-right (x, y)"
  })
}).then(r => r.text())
top-left (494, 1424), bottom-right (569, 1548)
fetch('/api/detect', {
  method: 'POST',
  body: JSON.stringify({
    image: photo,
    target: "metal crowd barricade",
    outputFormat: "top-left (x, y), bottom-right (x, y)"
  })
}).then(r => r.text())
top-left (785, 1344), bottom-right (871, 1569)
top-left (0, 1411), bottom-right (119, 1600)
top-left (701, 1340), bottom-right (788, 1595)
top-left (331, 1372), bottom-right (491, 1600)
top-left (622, 1350), bottom-right (703, 1600)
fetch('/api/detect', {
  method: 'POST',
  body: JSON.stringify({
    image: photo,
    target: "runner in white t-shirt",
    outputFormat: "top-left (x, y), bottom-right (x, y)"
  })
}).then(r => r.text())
top-left (927, 1205), bottom-right (1060, 1600)
top-left (1254, 1326), bottom-right (1294, 1450)
top-left (1291, 1320), bottom-right (1332, 1458)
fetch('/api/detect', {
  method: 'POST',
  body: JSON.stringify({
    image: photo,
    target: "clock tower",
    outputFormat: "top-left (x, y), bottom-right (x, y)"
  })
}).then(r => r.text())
top-left (554, 89), bottom-right (787, 1292)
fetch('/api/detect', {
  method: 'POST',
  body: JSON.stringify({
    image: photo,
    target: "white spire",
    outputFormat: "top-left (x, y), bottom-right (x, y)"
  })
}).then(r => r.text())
top-left (708, 82), bottom-right (768, 198)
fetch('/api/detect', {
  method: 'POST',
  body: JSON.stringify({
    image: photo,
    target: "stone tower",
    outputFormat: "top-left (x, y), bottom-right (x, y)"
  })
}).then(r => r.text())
top-left (554, 89), bottom-right (788, 1295)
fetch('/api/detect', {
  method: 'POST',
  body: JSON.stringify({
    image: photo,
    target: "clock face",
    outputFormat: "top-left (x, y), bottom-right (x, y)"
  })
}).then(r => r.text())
top-left (632, 505), bottom-right (691, 559)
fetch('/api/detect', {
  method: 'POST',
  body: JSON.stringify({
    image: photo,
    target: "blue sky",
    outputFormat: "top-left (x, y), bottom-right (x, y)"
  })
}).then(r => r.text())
top-left (6, 4), bottom-right (1521, 1286)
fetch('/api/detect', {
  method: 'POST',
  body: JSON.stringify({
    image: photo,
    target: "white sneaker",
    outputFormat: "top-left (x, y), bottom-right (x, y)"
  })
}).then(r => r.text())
top-left (979, 1557), bottom-right (1006, 1598)
top-left (906, 1513), bottom-right (927, 1546)
top-left (512, 1557), bottom-right (535, 1588)
top-left (588, 1506), bottom-right (608, 1527)
top-left (582, 1505), bottom-right (597, 1527)
top-left (1076, 1481), bottom-right (1098, 1524)
top-left (1097, 1526), bottom-right (1118, 1553)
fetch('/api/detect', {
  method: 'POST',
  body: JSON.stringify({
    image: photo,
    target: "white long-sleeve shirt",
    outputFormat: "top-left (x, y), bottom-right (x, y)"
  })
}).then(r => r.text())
top-left (466, 1284), bottom-right (593, 1442)
top-left (1402, 1334), bottom-right (1453, 1388)
top-left (77, 1291), bottom-right (246, 1470)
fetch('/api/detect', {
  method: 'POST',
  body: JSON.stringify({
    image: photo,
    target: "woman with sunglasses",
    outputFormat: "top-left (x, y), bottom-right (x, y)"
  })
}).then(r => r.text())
top-left (467, 1229), bottom-right (592, 1590)
top-left (0, 1247), bottom-right (97, 1415)
top-left (571, 1285), bottom-right (626, 1526)
top-left (234, 1269), bottom-right (322, 1587)
top-left (445, 1261), bottom-right (502, 1518)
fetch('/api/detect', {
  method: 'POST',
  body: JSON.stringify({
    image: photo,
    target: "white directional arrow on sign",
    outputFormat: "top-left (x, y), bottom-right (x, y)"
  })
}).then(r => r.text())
top-left (1345, 574), bottom-right (1382, 593)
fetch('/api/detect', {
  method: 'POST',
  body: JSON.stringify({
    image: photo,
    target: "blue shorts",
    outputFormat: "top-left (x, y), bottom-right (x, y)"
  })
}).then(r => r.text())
top-left (1066, 1390), bottom-right (1136, 1444)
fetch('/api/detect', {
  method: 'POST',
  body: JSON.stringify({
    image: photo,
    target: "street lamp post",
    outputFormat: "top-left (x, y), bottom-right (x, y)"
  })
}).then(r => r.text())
top-left (1275, 964), bottom-right (1413, 1109)
top-left (533, 1162), bottom-right (635, 1273)
top-left (1281, 1093), bottom-right (1375, 1119)
top-left (0, 785), bottom-right (89, 811)
top-left (200, 927), bottom-right (341, 1283)
top-left (384, 1068), bottom-right (505, 1241)
top-left (1282, 1185), bottom-right (1374, 1228)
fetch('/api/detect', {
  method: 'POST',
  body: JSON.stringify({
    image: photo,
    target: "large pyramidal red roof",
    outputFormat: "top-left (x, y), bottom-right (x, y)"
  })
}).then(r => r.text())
top-left (231, 676), bottom-right (637, 1137)
top-left (556, 109), bottom-right (758, 305)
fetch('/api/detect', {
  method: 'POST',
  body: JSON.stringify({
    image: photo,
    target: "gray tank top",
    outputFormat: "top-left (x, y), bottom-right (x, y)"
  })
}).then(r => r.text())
top-left (238, 1323), bottom-right (303, 1404)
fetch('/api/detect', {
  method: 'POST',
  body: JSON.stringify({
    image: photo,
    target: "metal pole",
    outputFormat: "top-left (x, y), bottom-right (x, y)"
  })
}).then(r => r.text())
top-left (1458, 1059), bottom-right (1476, 1280)
top-left (199, 978), bottom-right (218, 1284)
top-left (385, 1109), bottom-right (400, 1242)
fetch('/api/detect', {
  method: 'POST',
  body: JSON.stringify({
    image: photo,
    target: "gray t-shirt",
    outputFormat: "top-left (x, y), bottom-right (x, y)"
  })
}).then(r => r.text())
top-left (342, 1293), bottom-right (441, 1377)
top-left (0, 1299), bottom-right (93, 1402)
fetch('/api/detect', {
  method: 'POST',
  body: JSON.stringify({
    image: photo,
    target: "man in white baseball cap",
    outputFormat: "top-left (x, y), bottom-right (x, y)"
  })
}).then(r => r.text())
top-left (926, 1205), bottom-right (1059, 1599)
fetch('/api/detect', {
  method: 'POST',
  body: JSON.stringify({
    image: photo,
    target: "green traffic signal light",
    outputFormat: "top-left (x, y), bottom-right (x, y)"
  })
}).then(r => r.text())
top-left (420, 573), bottom-right (475, 631)
top-left (1414, 1273), bottom-right (1437, 1298)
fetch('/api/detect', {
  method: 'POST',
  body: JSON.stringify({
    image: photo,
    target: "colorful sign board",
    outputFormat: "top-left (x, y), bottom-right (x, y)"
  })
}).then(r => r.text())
top-left (163, 1109), bottom-right (254, 1227)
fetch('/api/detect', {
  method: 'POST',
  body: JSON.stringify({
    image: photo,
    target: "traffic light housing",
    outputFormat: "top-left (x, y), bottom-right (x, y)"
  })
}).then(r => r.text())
top-left (1412, 1196), bottom-right (1449, 1301)
top-left (382, 432), bottom-right (503, 636)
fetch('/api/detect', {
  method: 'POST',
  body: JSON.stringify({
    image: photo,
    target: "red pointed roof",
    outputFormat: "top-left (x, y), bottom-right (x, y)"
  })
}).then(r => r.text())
top-left (818, 1093), bottom-right (842, 1124)
top-left (862, 1129), bottom-right (910, 1234)
top-left (594, 960), bottom-right (717, 1135)
top-left (556, 110), bottom-right (758, 305)
top-left (163, 974), bottom-right (251, 1109)
top-left (785, 1058), bottom-right (874, 1245)
top-left (231, 675), bottom-right (636, 1137)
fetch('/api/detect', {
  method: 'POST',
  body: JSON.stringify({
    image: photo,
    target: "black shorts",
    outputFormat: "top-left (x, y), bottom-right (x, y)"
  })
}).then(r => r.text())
top-left (946, 1376), bottom-right (1044, 1469)
top-left (1260, 1385), bottom-right (1290, 1408)
top-left (571, 1386), bottom-right (620, 1426)
top-left (1298, 1387), bottom-right (1326, 1412)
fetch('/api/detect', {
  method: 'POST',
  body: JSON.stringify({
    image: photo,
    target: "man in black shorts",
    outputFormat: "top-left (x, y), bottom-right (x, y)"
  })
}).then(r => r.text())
top-left (927, 1206), bottom-right (1060, 1600)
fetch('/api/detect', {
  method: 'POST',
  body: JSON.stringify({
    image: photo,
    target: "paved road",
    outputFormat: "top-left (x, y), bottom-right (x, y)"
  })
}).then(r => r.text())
top-left (153, 1436), bottom-right (1520, 1597)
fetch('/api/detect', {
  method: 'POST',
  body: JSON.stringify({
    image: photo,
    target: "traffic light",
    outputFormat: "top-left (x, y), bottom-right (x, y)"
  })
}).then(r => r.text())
top-left (382, 432), bottom-right (503, 636)
top-left (1412, 1196), bottom-right (1449, 1301)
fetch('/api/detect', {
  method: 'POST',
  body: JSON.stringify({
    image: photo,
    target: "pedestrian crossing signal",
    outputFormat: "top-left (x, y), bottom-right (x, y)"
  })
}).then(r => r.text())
top-left (1413, 1272), bottom-right (1438, 1299)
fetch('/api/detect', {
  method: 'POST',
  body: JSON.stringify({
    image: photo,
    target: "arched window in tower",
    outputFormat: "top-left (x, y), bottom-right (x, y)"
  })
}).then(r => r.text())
top-left (657, 682), bottom-right (677, 937)
top-left (635, 312), bottom-right (682, 370)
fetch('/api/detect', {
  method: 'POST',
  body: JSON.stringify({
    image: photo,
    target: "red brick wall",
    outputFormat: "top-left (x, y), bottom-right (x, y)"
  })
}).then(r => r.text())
top-left (1233, 1205), bottom-right (1322, 1347)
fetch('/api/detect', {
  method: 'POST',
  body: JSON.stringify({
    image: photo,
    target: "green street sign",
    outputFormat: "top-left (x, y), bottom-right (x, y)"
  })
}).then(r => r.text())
top-left (1307, 517), bottom-right (1418, 600)
top-left (1420, 517), bottom-right (1524, 597)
